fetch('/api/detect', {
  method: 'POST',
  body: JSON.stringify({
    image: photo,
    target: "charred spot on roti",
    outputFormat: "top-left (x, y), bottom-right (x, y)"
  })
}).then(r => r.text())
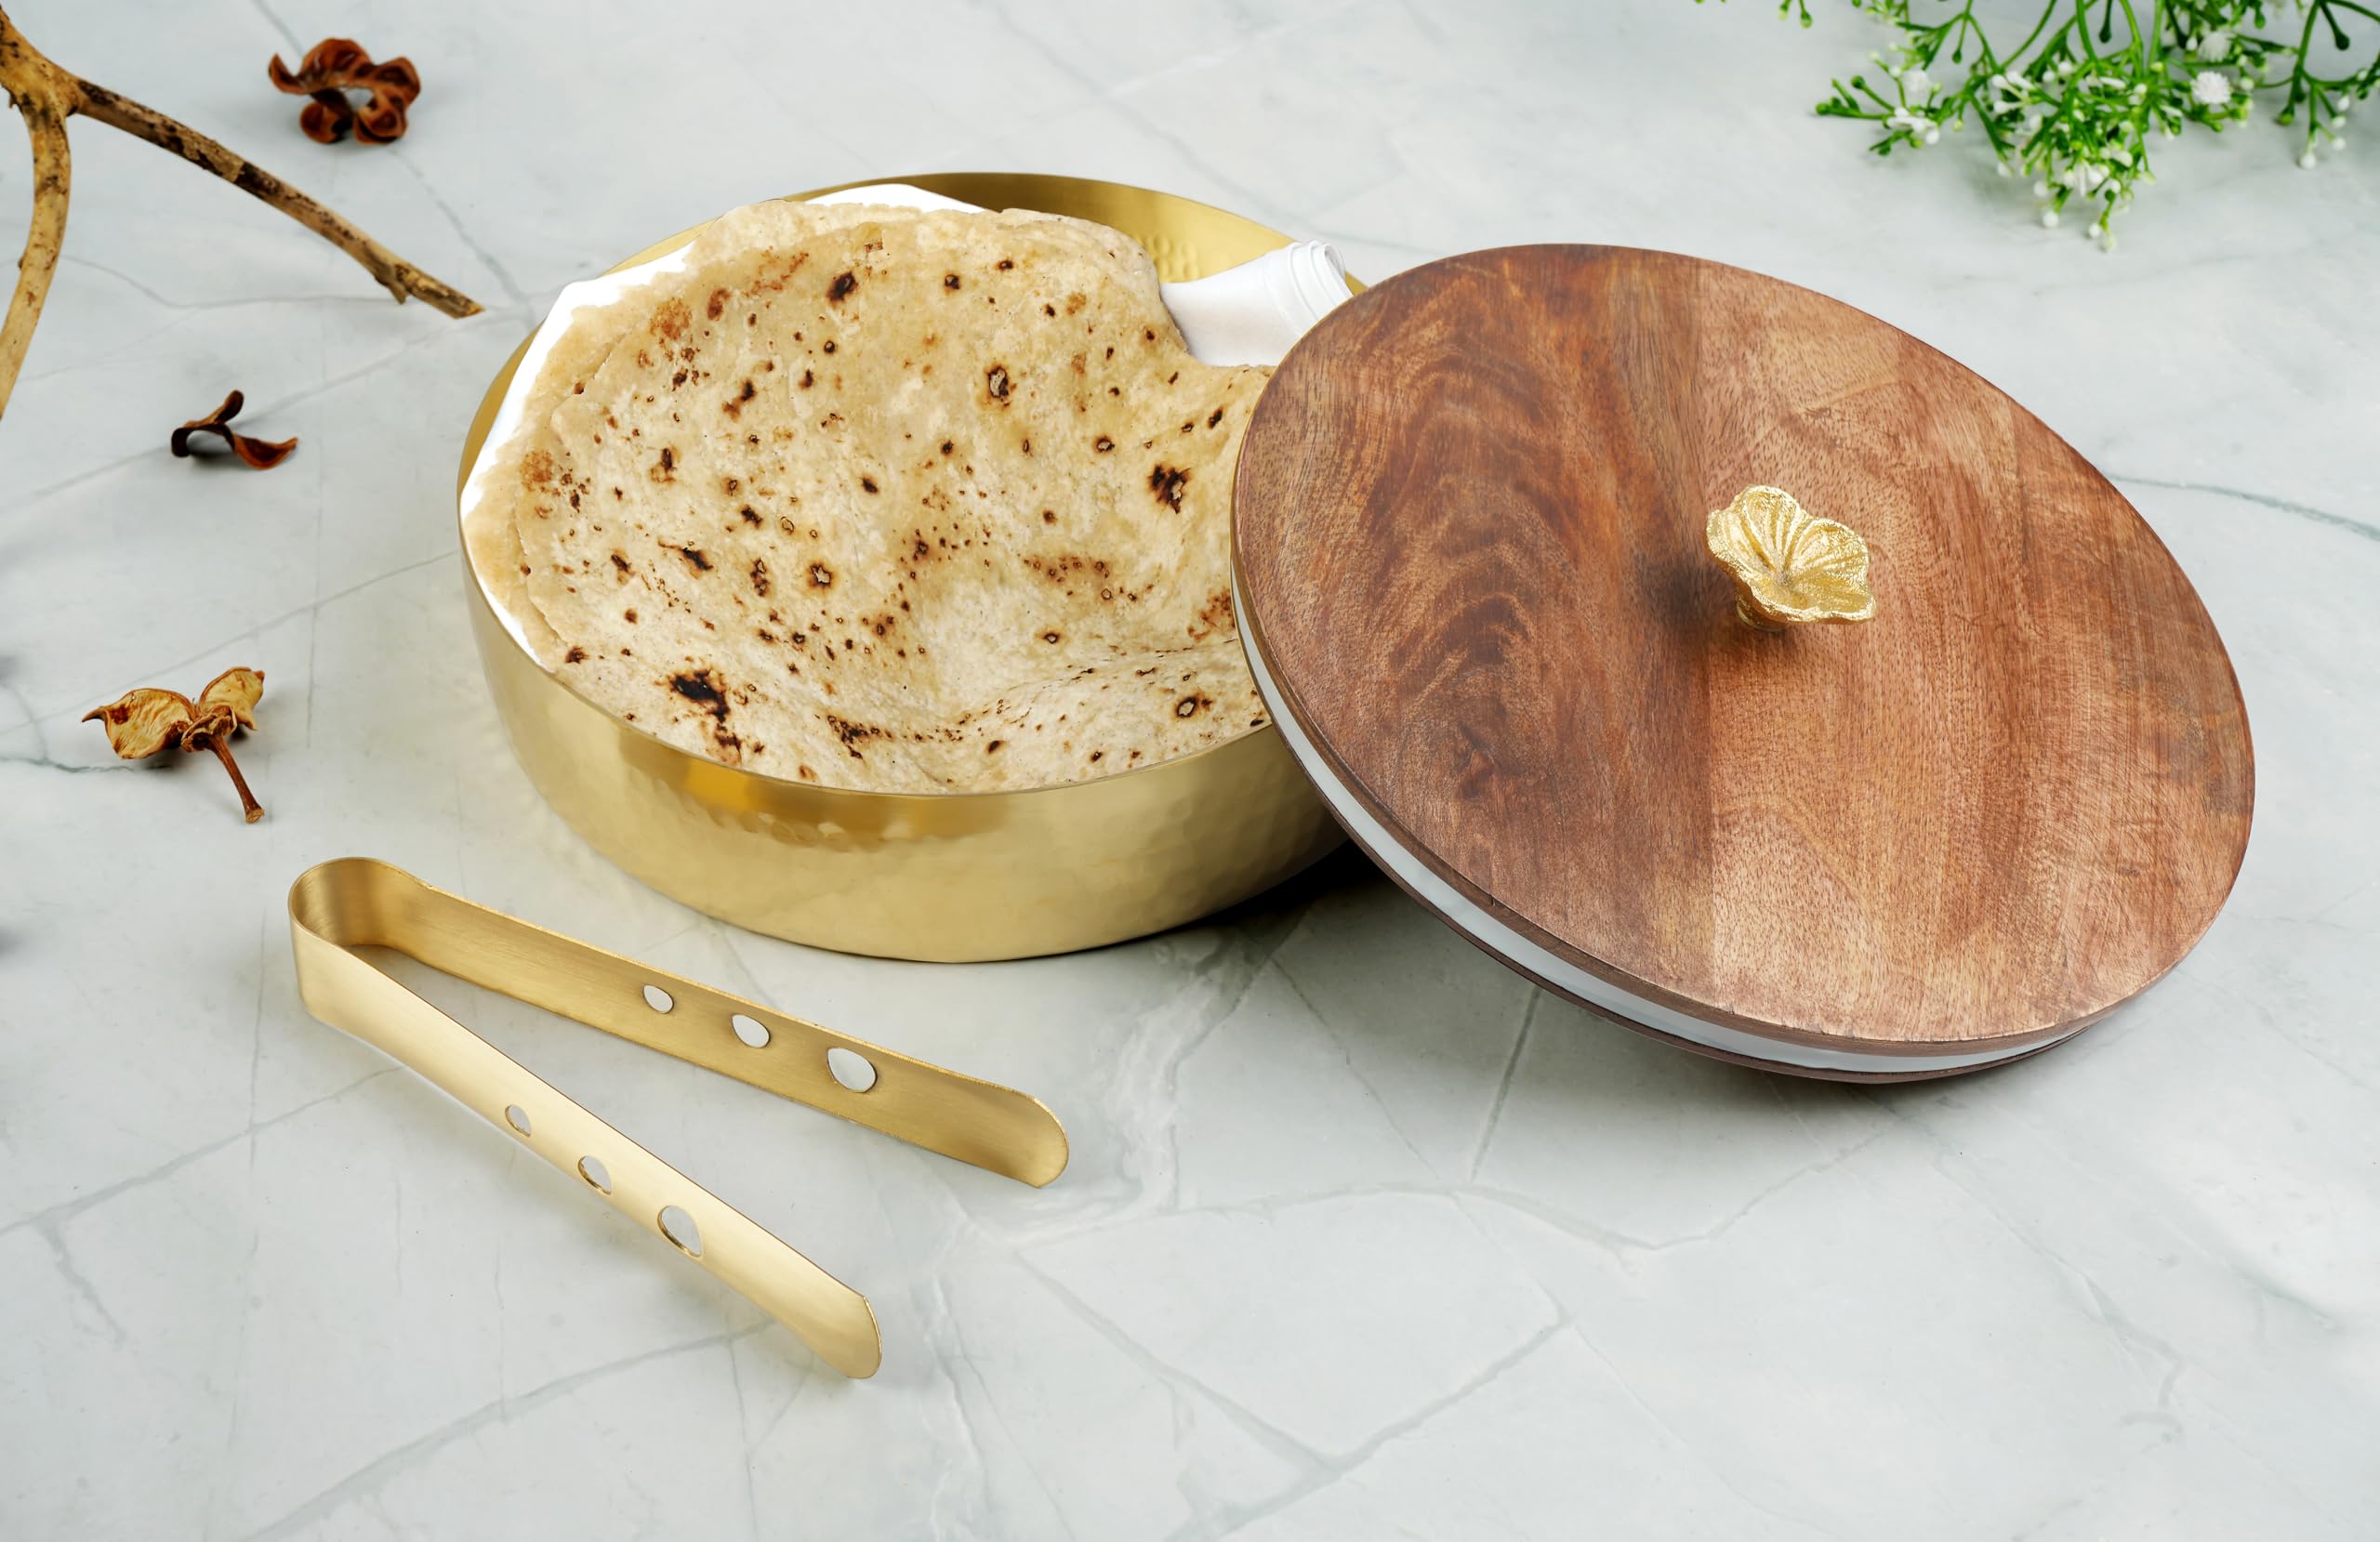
top-left (676, 545), bottom-right (712, 573)
top-left (564, 646), bottom-right (588, 664)
top-left (809, 562), bottom-right (835, 588)
top-left (1149, 465), bottom-right (1188, 509)
top-left (825, 713), bottom-right (886, 758)
top-left (827, 270), bottom-right (858, 303)
top-left (1188, 589), bottom-right (1233, 641)
top-left (985, 364), bottom-right (1011, 402)
top-left (668, 667), bottom-right (743, 763)
top-left (670, 667), bottom-right (726, 715)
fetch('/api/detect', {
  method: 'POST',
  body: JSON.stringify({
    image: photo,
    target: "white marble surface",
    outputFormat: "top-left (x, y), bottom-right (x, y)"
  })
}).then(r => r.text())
top-left (4, 1), bottom-right (2376, 1535)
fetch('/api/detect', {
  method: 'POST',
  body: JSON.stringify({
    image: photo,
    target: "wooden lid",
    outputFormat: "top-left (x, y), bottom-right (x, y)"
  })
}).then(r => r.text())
top-left (1232, 245), bottom-right (2253, 1079)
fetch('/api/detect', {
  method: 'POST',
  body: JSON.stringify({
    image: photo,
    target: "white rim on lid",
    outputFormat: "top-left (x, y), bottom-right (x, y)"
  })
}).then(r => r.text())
top-left (1233, 575), bottom-right (2080, 1077)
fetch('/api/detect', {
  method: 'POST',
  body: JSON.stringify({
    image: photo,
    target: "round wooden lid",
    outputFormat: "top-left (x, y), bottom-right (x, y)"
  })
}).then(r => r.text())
top-left (1232, 245), bottom-right (2253, 1079)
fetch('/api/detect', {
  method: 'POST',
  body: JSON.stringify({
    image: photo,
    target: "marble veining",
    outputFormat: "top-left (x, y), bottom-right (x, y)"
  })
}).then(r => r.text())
top-left (2, 0), bottom-right (2374, 1536)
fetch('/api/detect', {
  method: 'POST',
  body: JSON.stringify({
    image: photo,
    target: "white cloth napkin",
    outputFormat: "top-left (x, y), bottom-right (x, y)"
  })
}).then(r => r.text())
top-left (1159, 237), bottom-right (1353, 365)
top-left (458, 185), bottom-right (1353, 649)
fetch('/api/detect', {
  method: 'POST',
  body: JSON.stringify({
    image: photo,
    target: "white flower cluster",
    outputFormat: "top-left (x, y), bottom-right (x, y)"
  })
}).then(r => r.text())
top-left (1975, 61), bottom-right (2135, 249)
top-left (2300, 96), bottom-right (2352, 168)
top-left (1884, 60), bottom-right (1941, 144)
top-left (1784, 0), bottom-right (2374, 249)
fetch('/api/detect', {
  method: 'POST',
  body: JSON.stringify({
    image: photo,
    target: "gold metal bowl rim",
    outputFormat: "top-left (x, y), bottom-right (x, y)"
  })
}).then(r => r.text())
top-left (454, 172), bottom-right (1308, 808)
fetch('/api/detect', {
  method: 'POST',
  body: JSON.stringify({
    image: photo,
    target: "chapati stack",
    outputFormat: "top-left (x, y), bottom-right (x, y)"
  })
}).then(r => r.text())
top-left (473, 201), bottom-right (1274, 792)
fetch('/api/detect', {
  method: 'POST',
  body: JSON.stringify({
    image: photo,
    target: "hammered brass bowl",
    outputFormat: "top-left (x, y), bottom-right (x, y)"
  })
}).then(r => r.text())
top-left (456, 174), bottom-right (1342, 960)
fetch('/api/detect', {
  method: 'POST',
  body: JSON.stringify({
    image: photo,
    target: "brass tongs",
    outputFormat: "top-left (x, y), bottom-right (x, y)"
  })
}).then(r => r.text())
top-left (286, 858), bottom-right (1068, 1377)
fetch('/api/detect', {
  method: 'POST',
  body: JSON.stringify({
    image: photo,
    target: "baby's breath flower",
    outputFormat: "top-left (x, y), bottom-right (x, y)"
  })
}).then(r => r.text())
top-left (1765, 0), bottom-right (2380, 245)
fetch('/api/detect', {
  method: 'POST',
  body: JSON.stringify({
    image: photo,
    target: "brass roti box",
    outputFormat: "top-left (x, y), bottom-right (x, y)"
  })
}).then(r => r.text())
top-left (457, 174), bottom-right (1342, 961)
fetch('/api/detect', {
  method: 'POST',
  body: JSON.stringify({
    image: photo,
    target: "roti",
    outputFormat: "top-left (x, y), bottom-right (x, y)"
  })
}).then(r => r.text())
top-left (485, 201), bottom-right (1275, 792)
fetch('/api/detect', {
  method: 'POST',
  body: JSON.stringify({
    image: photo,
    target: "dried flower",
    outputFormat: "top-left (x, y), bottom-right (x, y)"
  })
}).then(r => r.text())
top-left (84, 667), bottom-right (269, 822)
top-left (267, 38), bottom-right (420, 145)
top-left (170, 390), bottom-right (298, 469)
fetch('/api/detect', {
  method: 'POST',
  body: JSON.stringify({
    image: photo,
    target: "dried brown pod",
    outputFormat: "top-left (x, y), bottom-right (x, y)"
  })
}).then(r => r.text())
top-left (267, 37), bottom-right (419, 146)
top-left (83, 666), bottom-right (268, 823)
top-left (169, 389), bottom-right (297, 469)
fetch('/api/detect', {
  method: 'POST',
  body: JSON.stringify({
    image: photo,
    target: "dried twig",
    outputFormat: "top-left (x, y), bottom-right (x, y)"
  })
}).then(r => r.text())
top-left (0, 7), bottom-right (480, 417)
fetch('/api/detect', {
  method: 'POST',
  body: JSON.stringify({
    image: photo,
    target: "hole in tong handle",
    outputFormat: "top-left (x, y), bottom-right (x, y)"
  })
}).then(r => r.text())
top-left (657, 1205), bottom-right (703, 1257)
top-left (826, 1047), bottom-right (878, 1093)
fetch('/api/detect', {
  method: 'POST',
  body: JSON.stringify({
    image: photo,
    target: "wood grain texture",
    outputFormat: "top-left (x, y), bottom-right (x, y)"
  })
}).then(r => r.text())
top-left (1234, 245), bottom-right (2253, 1052)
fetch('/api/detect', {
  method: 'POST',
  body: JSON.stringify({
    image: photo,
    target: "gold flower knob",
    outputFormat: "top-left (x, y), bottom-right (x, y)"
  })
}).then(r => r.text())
top-left (1704, 485), bottom-right (1876, 631)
